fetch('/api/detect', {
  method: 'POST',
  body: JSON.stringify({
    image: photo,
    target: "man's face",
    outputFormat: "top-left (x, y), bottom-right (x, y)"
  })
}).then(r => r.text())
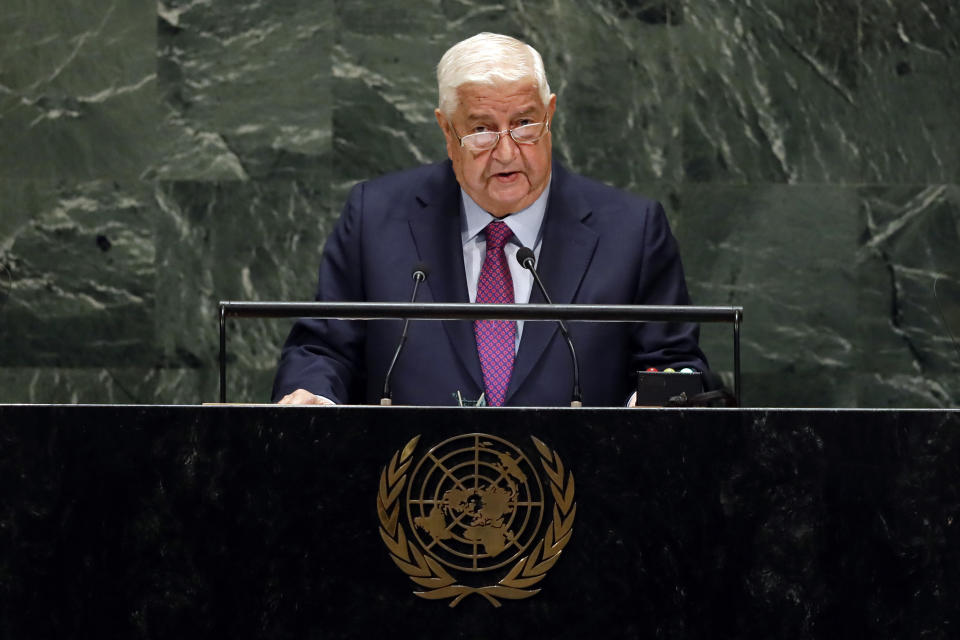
top-left (436, 81), bottom-right (556, 217)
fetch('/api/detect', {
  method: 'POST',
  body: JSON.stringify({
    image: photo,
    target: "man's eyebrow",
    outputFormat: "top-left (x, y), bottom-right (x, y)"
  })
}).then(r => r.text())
top-left (465, 112), bottom-right (493, 122)
top-left (465, 106), bottom-right (541, 122)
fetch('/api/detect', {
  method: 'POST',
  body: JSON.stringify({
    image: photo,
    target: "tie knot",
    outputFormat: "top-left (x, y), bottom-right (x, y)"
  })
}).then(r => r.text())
top-left (484, 221), bottom-right (513, 251)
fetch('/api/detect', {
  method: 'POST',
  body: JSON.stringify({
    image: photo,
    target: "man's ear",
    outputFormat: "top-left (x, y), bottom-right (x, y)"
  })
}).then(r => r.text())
top-left (435, 109), bottom-right (451, 135)
top-left (435, 109), bottom-right (457, 158)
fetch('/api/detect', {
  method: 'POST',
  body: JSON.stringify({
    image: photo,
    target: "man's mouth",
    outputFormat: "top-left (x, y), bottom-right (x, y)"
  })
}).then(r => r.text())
top-left (492, 171), bottom-right (520, 182)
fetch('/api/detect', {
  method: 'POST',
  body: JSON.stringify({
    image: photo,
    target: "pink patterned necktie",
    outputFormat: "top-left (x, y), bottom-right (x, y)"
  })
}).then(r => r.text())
top-left (474, 221), bottom-right (516, 407)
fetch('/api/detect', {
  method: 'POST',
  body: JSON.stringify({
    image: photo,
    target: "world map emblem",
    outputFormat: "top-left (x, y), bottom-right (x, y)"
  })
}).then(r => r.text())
top-left (377, 433), bottom-right (576, 607)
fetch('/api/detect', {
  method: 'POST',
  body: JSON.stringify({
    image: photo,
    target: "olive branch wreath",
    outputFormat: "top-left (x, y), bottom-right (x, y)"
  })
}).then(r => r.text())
top-left (376, 434), bottom-right (576, 607)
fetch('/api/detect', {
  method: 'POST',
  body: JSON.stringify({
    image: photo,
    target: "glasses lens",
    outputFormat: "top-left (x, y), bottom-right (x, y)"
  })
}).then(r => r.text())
top-left (512, 122), bottom-right (546, 143)
top-left (461, 132), bottom-right (499, 150)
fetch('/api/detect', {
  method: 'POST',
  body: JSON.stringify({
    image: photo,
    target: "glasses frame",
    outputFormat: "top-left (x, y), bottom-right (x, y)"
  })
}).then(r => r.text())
top-left (452, 116), bottom-right (551, 151)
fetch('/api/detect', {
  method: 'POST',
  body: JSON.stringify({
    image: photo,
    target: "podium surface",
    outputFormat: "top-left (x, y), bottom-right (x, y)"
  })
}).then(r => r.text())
top-left (1, 405), bottom-right (957, 638)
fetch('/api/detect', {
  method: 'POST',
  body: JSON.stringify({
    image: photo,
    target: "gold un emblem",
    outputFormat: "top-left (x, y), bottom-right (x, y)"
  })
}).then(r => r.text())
top-left (377, 433), bottom-right (576, 607)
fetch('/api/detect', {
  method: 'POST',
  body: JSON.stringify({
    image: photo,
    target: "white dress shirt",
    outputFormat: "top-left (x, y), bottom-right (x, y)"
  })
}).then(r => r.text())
top-left (460, 180), bottom-right (550, 350)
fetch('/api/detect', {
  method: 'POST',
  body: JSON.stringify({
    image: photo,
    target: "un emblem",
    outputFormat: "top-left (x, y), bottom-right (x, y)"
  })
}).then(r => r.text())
top-left (377, 433), bottom-right (576, 607)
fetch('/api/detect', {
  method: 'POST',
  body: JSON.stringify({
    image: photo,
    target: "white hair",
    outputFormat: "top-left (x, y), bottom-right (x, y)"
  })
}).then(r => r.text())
top-left (436, 32), bottom-right (551, 117)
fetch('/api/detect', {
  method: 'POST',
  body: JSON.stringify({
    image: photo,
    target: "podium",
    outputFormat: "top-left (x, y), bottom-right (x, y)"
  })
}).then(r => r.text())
top-left (1, 404), bottom-right (958, 638)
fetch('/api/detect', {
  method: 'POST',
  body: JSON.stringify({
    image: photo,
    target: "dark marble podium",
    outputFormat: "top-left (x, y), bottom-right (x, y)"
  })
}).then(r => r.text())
top-left (1, 405), bottom-right (957, 639)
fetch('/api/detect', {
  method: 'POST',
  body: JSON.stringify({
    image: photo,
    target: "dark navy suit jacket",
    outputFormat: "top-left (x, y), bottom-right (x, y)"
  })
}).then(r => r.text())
top-left (272, 160), bottom-right (708, 406)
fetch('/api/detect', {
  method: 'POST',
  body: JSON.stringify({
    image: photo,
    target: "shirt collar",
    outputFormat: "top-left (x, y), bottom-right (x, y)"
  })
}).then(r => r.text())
top-left (460, 177), bottom-right (551, 249)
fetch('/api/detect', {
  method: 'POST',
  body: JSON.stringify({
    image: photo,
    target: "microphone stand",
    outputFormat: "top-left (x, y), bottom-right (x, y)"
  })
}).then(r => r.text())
top-left (380, 265), bottom-right (428, 405)
top-left (516, 248), bottom-right (583, 407)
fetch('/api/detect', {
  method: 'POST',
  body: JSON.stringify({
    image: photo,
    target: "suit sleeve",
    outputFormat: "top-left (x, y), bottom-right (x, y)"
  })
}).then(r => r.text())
top-left (271, 183), bottom-right (368, 403)
top-left (630, 201), bottom-right (709, 374)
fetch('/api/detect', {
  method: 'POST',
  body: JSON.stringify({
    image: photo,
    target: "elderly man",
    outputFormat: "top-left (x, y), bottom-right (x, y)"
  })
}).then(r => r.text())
top-left (273, 32), bottom-right (708, 406)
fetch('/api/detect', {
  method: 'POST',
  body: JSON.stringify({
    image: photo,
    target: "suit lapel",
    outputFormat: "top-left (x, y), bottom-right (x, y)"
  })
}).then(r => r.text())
top-left (407, 163), bottom-right (484, 391)
top-left (506, 164), bottom-right (599, 403)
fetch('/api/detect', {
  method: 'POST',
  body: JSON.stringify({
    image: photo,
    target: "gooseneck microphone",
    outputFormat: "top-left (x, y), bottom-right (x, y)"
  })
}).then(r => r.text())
top-left (381, 263), bottom-right (429, 406)
top-left (516, 247), bottom-right (583, 407)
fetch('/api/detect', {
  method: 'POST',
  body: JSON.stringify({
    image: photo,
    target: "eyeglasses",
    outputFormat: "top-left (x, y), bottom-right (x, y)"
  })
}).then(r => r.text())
top-left (452, 117), bottom-right (551, 151)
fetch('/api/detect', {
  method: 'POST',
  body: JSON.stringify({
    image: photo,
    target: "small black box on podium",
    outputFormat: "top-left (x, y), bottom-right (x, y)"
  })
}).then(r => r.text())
top-left (636, 370), bottom-right (703, 406)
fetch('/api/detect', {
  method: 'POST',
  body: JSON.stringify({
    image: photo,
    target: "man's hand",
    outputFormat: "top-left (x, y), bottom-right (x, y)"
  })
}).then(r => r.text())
top-left (277, 389), bottom-right (336, 405)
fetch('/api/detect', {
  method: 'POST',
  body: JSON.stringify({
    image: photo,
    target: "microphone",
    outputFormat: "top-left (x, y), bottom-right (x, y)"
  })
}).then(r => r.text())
top-left (381, 263), bottom-right (429, 406)
top-left (515, 247), bottom-right (583, 407)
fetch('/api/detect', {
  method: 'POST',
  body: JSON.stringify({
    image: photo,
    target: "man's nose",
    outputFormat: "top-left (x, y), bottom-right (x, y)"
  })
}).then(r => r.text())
top-left (490, 130), bottom-right (518, 163)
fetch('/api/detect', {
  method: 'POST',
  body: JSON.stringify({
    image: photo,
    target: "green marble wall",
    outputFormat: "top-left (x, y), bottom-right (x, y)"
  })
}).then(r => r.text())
top-left (1, 1), bottom-right (958, 406)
